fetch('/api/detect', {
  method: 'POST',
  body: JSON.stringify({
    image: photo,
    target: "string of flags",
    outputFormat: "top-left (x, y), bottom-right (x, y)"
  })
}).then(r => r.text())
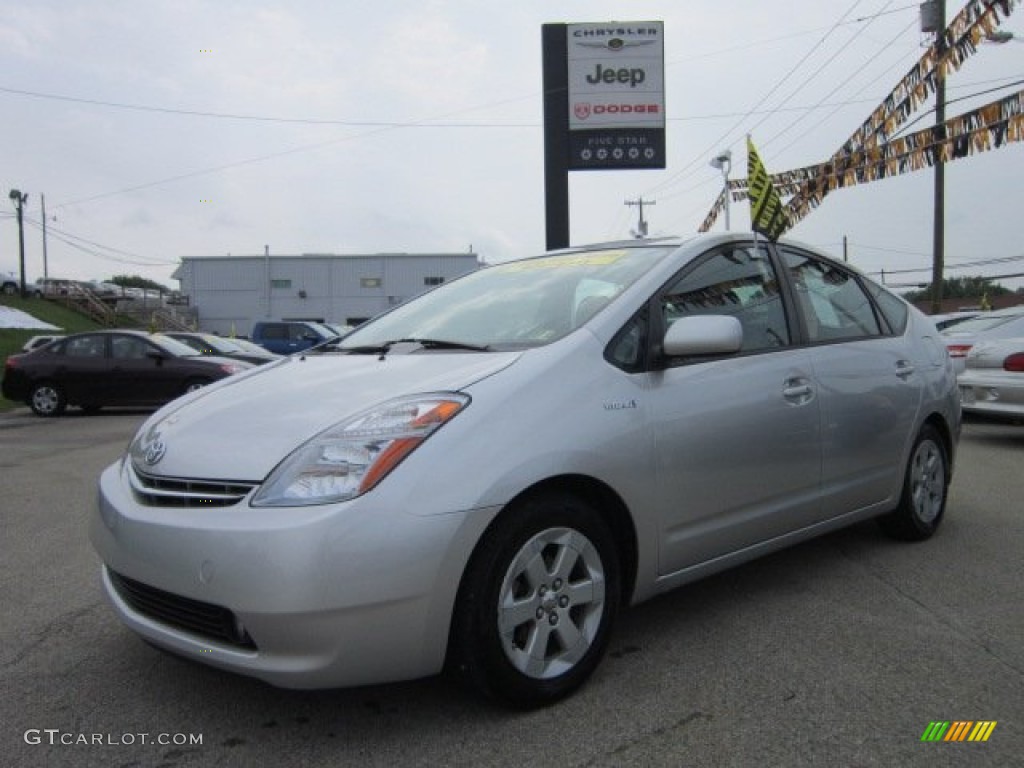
top-left (838, 0), bottom-right (1017, 157)
top-left (725, 89), bottom-right (1023, 209)
top-left (698, 0), bottom-right (1019, 236)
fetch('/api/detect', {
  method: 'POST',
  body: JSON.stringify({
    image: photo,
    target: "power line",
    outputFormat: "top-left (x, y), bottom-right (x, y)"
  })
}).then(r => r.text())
top-left (0, 84), bottom-right (537, 128)
top-left (644, 1), bottom-right (870, 198)
top-left (860, 251), bottom-right (1024, 276)
top-left (746, 1), bottom-right (902, 148)
top-left (764, 14), bottom-right (918, 152)
top-left (22, 218), bottom-right (177, 267)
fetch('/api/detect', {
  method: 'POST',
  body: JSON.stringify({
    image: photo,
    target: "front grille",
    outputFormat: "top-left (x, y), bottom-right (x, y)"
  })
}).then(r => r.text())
top-left (108, 569), bottom-right (256, 650)
top-left (129, 465), bottom-right (257, 508)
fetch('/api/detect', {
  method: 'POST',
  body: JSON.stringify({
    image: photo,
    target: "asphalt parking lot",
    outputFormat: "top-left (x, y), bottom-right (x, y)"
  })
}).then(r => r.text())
top-left (1, 408), bottom-right (1021, 768)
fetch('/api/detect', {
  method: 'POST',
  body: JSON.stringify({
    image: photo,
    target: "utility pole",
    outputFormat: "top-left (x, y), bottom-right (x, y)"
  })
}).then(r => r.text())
top-left (625, 197), bottom-right (656, 238)
top-left (8, 189), bottom-right (28, 298)
top-left (41, 194), bottom-right (50, 281)
top-left (923, 0), bottom-right (947, 313)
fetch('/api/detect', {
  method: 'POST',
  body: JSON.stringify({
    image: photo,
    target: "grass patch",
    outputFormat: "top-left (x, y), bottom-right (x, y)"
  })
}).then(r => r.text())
top-left (0, 295), bottom-right (140, 412)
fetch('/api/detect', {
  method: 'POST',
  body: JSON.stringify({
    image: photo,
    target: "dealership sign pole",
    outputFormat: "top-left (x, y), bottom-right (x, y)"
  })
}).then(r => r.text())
top-left (542, 21), bottom-right (665, 250)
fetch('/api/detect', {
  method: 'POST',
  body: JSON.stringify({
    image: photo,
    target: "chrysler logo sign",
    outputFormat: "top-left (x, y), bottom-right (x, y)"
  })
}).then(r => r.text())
top-left (144, 440), bottom-right (167, 466)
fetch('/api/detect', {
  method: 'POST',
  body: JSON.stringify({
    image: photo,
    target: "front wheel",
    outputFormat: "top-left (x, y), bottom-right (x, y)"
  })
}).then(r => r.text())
top-left (450, 492), bottom-right (621, 708)
top-left (877, 424), bottom-right (948, 541)
top-left (30, 382), bottom-right (66, 417)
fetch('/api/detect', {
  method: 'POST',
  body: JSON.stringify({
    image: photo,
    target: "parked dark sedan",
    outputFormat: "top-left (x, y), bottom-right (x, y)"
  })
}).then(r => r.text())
top-left (2, 330), bottom-right (253, 416)
top-left (164, 332), bottom-right (282, 365)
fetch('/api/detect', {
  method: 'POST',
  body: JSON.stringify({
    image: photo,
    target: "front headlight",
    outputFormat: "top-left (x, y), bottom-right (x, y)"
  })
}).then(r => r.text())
top-left (251, 393), bottom-right (469, 507)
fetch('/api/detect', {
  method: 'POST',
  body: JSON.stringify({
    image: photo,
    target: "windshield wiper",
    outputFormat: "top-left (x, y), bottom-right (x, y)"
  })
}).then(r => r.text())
top-left (344, 338), bottom-right (491, 359)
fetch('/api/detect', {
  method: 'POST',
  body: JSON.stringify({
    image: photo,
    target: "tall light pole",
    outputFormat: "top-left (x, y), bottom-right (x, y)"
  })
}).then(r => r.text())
top-left (8, 189), bottom-right (28, 298)
top-left (710, 150), bottom-right (732, 230)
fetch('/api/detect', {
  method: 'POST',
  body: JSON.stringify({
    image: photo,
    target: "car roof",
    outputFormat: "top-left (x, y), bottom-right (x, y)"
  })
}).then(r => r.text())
top-left (548, 232), bottom-right (863, 274)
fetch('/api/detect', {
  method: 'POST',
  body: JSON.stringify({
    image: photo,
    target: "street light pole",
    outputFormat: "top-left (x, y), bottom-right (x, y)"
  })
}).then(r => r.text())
top-left (8, 189), bottom-right (28, 298)
top-left (709, 150), bottom-right (732, 230)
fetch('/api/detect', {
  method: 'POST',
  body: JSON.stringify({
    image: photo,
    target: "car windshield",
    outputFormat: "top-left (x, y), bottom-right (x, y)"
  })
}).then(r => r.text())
top-left (308, 322), bottom-right (337, 338)
top-left (151, 334), bottom-right (209, 357)
top-left (338, 246), bottom-right (674, 352)
top-left (196, 335), bottom-right (244, 354)
top-left (231, 338), bottom-right (270, 354)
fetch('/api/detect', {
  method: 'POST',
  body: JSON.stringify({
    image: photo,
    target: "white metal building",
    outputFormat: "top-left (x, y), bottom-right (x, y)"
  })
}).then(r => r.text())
top-left (173, 251), bottom-right (481, 336)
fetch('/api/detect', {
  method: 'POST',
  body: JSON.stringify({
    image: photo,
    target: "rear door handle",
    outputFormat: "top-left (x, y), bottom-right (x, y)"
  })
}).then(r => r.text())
top-left (895, 360), bottom-right (916, 379)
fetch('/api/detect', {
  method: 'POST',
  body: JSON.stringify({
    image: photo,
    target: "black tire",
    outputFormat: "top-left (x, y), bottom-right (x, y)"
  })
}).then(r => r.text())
top-left (183, 378), bottom-right (211, 394)
top-left (450, 492), bottom-right (621, 708)
top-left (29, 382), bottom-right (67, 417)
top-left (877, 424), bottom-right (948, 541)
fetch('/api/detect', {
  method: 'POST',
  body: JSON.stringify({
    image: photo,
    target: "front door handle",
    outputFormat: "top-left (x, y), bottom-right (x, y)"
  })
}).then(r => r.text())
top-left (783, 377), bottom-right (814, 404)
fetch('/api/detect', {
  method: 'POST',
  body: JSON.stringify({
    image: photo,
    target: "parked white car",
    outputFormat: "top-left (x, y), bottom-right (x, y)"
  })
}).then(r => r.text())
top-left (21, 335), bottom-right (65, 352)
top-left (91, 234), bottom-right (960, 707)
top-left (942, 306), bottom-right (1024, 373)
top-left (958, 337), bottom-right (1024, 421)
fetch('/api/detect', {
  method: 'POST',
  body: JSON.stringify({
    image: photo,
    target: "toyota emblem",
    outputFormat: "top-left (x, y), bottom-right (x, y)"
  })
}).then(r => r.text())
top-left (144, 440), bottom-right (167, 465)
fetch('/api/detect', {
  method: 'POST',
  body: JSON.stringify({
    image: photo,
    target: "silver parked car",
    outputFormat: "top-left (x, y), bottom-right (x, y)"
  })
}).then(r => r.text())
top-left (941, 305), bottom-right (1024, 373)
top-left (958, 337), bottom-right (1024, 421)
top-left (91, 234), bottom-right (960, 707)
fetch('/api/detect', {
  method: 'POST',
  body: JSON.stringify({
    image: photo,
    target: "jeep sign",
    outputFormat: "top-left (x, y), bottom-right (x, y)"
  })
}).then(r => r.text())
top-left (566, 21), bottom-right (665, 170)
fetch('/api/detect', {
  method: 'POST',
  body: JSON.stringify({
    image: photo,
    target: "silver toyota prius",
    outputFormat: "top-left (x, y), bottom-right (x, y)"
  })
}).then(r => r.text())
top-left (91, 233), bottom-right (960, 707)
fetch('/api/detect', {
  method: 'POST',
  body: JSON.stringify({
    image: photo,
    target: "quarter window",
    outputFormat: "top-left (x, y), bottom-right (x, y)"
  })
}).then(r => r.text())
top-left (864, 280), bottom-right (908, 334)
top-left (660, 246), bottom-right (790, 354)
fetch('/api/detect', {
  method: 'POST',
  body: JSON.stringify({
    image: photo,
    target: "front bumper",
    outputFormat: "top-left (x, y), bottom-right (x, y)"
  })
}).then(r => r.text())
top-left (91, 460), bottom-right (498, 689)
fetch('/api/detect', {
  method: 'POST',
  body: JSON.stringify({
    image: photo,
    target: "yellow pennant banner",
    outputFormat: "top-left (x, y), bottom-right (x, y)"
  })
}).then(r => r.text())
top-left (746, 136), bottom-right (788, 241)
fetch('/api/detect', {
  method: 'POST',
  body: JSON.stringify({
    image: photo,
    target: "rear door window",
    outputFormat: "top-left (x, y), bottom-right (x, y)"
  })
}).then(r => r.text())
top-left (782, 250), bottom-right (881, 342)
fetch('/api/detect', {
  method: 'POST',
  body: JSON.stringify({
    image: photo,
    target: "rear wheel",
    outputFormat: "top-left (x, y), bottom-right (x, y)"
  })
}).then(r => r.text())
top-left (451, 492), bottom-right (621, 708)
top-left (30, 382), bottom-right (66, 417)
top-left (878, 424), bottom-right (948, 541)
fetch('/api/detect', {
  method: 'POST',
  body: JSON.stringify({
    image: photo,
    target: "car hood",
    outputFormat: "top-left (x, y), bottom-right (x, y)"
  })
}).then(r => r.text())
top-left (130, 351), bottom-right (522, 480)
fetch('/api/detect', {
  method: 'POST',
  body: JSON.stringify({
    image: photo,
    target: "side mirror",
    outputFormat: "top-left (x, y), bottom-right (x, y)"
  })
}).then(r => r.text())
top-left (663, 315), bottom-right (743, 357)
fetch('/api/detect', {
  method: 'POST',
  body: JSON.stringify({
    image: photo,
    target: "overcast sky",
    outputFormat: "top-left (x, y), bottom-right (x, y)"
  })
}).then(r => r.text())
top-left (1, 1), bottom-right (1022, 293)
